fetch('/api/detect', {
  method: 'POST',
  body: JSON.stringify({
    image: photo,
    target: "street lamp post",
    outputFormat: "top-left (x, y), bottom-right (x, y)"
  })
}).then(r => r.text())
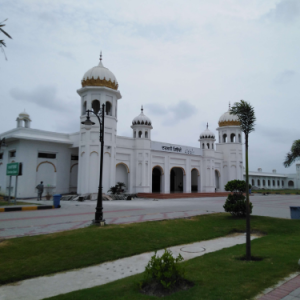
top-left (81, 104), bottom-right (106, 226)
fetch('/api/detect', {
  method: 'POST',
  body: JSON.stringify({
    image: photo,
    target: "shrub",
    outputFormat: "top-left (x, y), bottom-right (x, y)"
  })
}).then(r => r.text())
top-left (141, 249), bottom-right (185, 290)
top-left (107, 182), bottom-right (126, 195)
top-left (223, 180), bottom-right (253, 217)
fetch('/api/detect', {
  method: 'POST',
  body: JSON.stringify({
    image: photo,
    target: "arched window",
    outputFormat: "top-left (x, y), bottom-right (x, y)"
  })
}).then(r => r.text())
top-left (207, 143), bottom-right (210, 149)
top-left (92, 100), bottom-right (100, 114)
top-left (230, 133), bottom-right (236, 143)
top-left (106, 102), bottom-right (112, 116)
top-left (268, 180), bottom-right (270, 186)
top-left (134, 131), bottom-right (136, 138)
top-left (273, 180), bottom-right (275, 186)
top-left (263, 180), bottom-right (265, 187)
top-left (145, 131), bottom-right (148, 138)
top-left (138, 131), bottom-right (142, 138)
top-left (277, 180), bottom-right (280, 186)
top-left (82, 101), bottom-right (87, 116)
top-left (238, 134), bottom-right (241, 143)
top-left (258, 179), bottom-right (260, 186)
top-left (223, 134), bottom-right (227, 143)
top-left (282, 180), bottom-right (284, 187)
top-left (202, 143), bottom-right (205, 149)
top-left (288, 180), bottom-right (294, 187)
top-left (252, 179), bottom-right (254, 186)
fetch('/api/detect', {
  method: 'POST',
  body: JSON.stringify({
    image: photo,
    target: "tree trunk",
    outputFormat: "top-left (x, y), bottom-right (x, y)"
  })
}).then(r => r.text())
top-left (245, 134), bottom-right (251, 260)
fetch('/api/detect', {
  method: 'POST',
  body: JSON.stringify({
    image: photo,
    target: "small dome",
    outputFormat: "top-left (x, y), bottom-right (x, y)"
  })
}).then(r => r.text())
top-left (18, 110), bottom-right (31, 120)
top-left (200, 123), bottom-right (215, 139)
top-left (132, 107), bottom-right (152, 126)
top-left (81, 54), bottom-right (118, 90)
top-left (218, 106), bottom-right (240, 127)
top-left (19, 111), bottom-right (29, 117)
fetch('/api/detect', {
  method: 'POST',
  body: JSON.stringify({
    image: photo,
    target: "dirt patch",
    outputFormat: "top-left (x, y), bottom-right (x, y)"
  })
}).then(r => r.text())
top-left (0, 239), bottom-right (9, 247)
top-left (184, 216), bottom-right (198, 221)
top-left (140, 279), bottom-right (194, 297)
top-left (236, 255), bottom-right (264, 262)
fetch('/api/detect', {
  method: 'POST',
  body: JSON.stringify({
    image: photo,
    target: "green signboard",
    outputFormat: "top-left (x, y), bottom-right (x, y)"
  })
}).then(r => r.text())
top-left (6, 163), bottom-right (21, 176)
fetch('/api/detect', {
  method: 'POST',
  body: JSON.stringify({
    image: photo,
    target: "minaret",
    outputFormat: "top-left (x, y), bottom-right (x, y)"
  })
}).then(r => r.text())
top-left (198, 123), bottom-right (216, 192)
top-left (131, 106), bottom-right (153, 193)
top-left (77, 53), bottom-right (122, 195)
top-left (216, 105), bottom-right (243, 188)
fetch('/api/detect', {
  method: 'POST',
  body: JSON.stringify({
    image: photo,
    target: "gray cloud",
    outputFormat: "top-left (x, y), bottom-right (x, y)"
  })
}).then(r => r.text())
top-left (146, 100), bottom-right (197, 126)
top-left (256, 124), bottom-right (300, 144)
top-left (169, 100), bottom-right (197, 121)
top-left (146, 103), bottom-right (168, 115)
top-left (10, 86), bottom-right (71, 111)
top-left (58, 51), bottom-right (75, 60)
top-left (264, 0), bottom-right (300, 23)
top-left (274, 70), bottom-right (296, 84)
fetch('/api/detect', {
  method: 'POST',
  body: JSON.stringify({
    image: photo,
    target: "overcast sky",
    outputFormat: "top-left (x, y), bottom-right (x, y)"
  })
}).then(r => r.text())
top-left (1, 0), bottom-right (299, 174)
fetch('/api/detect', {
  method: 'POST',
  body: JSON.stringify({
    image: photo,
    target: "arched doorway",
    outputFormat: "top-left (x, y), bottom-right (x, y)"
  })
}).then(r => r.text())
top-left (152, 167), bottom-right (161, 192)
top-left (170, 167), bottom-right (184, 193)
top-left (191, 169), bottom-right (199, 192)
top-left (215, 170), bottom-right (220, 191)
top-left (70, 163), bottom-right (78, 193)
top-left (288, 180), bottom-right (294, 187)
top-left (116, 163), bottom-right (129, 191)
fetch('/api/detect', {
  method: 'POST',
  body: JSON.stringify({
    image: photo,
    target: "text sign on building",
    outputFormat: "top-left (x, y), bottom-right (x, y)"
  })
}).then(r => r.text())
top-left (151, 141), bottom-right (202, 156)
top-left (6, 162), bottom-right (22, 176)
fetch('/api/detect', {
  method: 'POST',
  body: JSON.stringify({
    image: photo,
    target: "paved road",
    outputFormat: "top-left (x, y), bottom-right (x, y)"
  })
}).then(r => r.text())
top-left (0, 194), bottom-right (299, 239)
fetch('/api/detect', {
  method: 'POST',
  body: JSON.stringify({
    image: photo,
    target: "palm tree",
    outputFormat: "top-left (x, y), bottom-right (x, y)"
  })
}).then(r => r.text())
top-left (230, 100), bottom-right (256, 261)
top-left (0, 19), bottom-right (12, 60)
top-left (284, 140), bottom-right (300, 167)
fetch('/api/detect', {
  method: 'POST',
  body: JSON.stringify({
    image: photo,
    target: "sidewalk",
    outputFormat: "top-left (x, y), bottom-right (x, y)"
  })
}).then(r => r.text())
top-left (0, 233), bottom-right (259, 300)
top-left (257, 274), bottom-right (300, 300)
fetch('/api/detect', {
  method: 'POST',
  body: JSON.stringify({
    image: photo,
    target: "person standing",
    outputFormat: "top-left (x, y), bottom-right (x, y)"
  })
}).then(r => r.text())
top-left (36, 181), bottom-right (44, 200)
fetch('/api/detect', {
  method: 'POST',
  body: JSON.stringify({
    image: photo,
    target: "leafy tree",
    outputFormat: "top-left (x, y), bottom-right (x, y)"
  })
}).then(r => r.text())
top-left (230, 100), bottom-right (256, 261)
top-left (0, 19), bottom-right (12, 60)
top-left (283, 140), bottom-right (300, 167)
top-left (223, 180), bottom-right (253, 217)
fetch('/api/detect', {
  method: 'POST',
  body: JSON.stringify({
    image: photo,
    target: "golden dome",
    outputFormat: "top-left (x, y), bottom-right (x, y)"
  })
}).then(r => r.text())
top-left (81, 55), bottom-right (118, 90)
top-left (218, 111), bottom-right (240, 127)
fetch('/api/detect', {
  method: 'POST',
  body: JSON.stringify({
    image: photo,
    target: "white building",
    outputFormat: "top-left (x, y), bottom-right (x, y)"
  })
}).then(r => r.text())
top-left (245, 167), bottom-right (300, 190)
top-left (3, 56), bottom-right (286, 199)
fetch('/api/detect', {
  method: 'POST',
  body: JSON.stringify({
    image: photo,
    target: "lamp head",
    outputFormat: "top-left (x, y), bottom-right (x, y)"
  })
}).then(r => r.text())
top-left (81, 110), bottom-right (95, 130)
top-left (81, 118), bottom-right (95, 126)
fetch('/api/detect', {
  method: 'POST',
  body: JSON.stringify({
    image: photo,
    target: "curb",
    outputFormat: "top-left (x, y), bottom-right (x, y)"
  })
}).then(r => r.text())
top-left (0, 205), bottom-right (59, 212)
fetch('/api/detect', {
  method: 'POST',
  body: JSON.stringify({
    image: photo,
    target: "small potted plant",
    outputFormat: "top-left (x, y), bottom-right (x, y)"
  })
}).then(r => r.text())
top-left (45, 185), bottom-right (54, 200)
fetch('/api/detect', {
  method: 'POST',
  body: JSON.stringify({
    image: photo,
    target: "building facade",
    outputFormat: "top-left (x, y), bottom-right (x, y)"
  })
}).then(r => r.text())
top-left (3, 56), bottom-right (286, 198)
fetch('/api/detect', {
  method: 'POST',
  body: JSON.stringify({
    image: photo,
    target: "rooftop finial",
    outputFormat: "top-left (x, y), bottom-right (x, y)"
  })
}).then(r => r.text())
top-left (100, 51), bottom-right (102, 62)
top-left (229, 102), bottom-right (231, 110)
top-left (206, 122), bottom-right (208, 129)
top-left (141, 105), bottom-right (143, 113)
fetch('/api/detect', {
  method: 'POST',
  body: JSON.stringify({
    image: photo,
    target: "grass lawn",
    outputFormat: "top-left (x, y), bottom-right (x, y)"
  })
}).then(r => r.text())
top-left (0, 201), bottom-right (40, 206)
top-left (1, 214), bottom-right (300, 299)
